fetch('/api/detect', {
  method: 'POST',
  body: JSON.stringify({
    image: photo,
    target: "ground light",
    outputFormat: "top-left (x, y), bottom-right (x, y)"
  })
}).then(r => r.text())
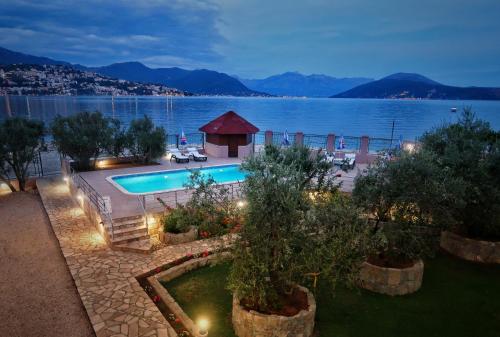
top-left (197, 318), bottom-right (209, 337)
top-left (237, 200), bottom-right (246, 208)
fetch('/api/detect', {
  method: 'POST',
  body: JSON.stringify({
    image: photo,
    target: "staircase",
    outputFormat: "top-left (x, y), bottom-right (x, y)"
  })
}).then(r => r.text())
top-left (108, 215), bottom-right (152, 254)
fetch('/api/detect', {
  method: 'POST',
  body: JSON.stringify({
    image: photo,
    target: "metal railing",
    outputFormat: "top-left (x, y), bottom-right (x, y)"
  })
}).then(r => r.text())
top-left (139, 180), bottom-right (243, 214)
top-left (70, 170), bottom-right (115, 239)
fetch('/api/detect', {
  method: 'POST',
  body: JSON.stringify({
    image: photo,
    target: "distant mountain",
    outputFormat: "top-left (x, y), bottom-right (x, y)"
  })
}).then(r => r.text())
top-left (0, 46), bottom-right (72, 67)
top-left (332, 73), bottom-right (500, 100)
top-left (240, 72), bottom-right (373, 97)
top-left (0, 46), bottom-right (266, 96)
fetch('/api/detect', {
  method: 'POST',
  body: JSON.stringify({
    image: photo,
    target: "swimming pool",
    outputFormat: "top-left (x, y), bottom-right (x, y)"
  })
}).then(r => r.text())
top-left (107, 164), bottom-right (246, 194)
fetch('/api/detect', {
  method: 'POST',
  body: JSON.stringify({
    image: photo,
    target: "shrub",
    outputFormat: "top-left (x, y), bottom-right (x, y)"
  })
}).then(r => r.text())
top-left (107, 119), bottom-right (129, 158)
top-left (162, 206), bottom-right (195, 234)
top-left (420, 108), bottom-right (500, 240)
top-left (0, 117), bottom-right (45, 191)
top-left (51, 111), bottom-right (113, 170)
top-left (228, 145), bottom-right (376, 312)
top-left (353, 151), bottom-right (462, 264)
top-left (126, 115), bottom-right (166, 163)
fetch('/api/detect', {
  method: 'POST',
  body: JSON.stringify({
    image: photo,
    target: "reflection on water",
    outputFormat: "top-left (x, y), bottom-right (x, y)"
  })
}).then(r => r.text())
top-left (1, 95), bottom-right (499, 139)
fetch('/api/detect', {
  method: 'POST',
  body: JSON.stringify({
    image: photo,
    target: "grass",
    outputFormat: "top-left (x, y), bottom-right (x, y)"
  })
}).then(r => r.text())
top-left (163, 255), bottom-right (500, 337)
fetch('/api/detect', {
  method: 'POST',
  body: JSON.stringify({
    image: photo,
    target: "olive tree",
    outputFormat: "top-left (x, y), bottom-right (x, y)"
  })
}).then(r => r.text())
top-left (126, 115), bottom-right (166, 163)
top-left (0, 117), bottom-right (45, 191)
top-left (352, 151), bottom-right (462, 264)
top-left (228, 145), bottom-right (377, 312)
top-left (420, 108), bottom-right (500, 239)
top-left (51, 111), bottom-right (113, 171)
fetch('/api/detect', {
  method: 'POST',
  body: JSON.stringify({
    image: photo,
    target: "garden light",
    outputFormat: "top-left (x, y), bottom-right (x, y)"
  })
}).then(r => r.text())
top-left (237, 200), bottom-right (246, 208)
top-left (197, 317), bottom-right (209, 336)
top-left (63, 176), bottom-right (69, 183)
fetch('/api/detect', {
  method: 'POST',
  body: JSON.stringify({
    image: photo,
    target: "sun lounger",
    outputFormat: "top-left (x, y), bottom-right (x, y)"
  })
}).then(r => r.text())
top-left (169, 148), bottom-right (190, 163)
top-left (186, 147), bottom-right (208, 162)
top-left (331, 152), bottom-right (356, 169)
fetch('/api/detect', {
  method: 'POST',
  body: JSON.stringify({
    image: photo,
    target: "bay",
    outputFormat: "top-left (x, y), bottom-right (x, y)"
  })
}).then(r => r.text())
top-left (1, 96), bottom-right (499, 140)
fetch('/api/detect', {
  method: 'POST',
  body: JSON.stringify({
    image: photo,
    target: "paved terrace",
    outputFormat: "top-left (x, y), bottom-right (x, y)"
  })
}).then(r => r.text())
top-left (79, 156), bottom-right (242, 219)
top-left (79, 155), bottom-right (366, 220)
top-left (37, 177), bottom-right (224, 337)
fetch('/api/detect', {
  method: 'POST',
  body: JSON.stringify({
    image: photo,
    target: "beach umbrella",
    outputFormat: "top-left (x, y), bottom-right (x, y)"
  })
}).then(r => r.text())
top-left (180, 130), bottom-right (187, 146)
top-left (282, 130), bottom-right (290, 146)
top-left (338, 135), bottom-right (345, 150)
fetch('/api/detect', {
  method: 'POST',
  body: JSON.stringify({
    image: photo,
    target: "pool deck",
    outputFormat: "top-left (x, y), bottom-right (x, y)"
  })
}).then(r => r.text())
top-left (79, 156), bottom-right (242, 219)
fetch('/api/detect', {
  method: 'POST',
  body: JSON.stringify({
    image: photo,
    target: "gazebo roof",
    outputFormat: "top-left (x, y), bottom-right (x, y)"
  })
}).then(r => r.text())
top-left (199, 111), bottom-right (259, 135)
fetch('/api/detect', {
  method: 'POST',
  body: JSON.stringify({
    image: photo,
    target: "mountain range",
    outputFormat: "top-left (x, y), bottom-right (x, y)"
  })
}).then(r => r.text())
top-left (240, 72), bottom-right (373, 97)
top-left (1, 46), bottom-right (500, 100)
top-left (332, 73), bottom-right (500, 100)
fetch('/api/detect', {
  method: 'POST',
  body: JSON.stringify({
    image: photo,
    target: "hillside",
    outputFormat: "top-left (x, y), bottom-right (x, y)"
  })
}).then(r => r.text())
top-left (0, 64), bottom-right (186, 96)
top-left (0, 47), bottom-right (266, 96)
top-left (241, 72), bottom-right (373, 97)
top-left (332, 73), bottom-right (500, 100)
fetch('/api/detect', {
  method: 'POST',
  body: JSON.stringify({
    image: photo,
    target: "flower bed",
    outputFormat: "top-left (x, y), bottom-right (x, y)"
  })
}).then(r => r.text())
top-left (440, 231), bottom-right (500, 264)
top-left (358, 259), bottom-right (424, 296)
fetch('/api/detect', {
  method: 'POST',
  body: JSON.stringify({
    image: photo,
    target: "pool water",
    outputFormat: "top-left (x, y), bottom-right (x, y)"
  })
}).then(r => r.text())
top-left (110, 164), bottom-right (246, 194)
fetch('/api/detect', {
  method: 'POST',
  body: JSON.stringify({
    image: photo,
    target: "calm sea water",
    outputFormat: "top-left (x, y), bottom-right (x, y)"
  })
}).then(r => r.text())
top-left (1, 96), bottom-right (499, 140)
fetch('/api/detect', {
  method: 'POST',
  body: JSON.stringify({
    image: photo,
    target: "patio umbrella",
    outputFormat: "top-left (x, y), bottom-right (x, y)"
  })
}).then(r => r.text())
top-left (282, 130), bottom-right (290, 146)
top-left (180, 130), bottom-right (187, 146)
top-left (337, 135), bottom-right (345, 150)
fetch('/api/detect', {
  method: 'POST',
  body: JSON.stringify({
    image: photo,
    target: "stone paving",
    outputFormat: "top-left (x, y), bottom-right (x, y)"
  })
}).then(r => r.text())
top-left (37, 177), bottom-right (222, 337)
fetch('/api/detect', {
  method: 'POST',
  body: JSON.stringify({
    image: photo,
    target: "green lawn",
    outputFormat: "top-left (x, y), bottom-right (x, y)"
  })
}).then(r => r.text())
top-left (163, 255), bottom-right (500, 337)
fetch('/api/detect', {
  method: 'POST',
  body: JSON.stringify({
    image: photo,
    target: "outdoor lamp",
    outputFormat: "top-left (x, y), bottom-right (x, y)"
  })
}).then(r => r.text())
top-left (197, 318), bottom-right (209, 337)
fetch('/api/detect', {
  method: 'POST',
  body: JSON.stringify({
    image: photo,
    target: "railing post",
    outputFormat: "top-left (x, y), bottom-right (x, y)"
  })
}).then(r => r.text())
top-left (295, 132), bottom-right (304, 146)
top-left (327, 134), bottom-right (335, 153)
top-left (265, 130), bottom-right (273, 146)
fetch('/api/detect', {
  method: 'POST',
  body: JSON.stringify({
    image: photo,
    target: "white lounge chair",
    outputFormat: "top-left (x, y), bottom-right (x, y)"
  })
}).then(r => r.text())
top-left (332, 152), bottom-right (356, 169)
top-left (169, 148), bottom-right (190, 163)
top-left (186, 147), bottom-right (208, 161)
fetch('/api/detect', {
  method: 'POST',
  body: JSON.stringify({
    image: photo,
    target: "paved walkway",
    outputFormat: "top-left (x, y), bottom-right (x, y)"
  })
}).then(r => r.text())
top-left (37, 177), bottom-right (221, 337)
top-left (0, 192), bottom-right (95, 337)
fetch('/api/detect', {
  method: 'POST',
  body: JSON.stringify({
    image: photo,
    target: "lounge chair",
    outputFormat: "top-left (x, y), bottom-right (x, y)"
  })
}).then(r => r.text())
top-left (169, 148), bottom-right (190, 163)
top-left (324, 152), bottom-right (335, 163)
top-left (331, 152), bottom-right (356, 169)
top-left (186, 147), bottom-right (208, 161)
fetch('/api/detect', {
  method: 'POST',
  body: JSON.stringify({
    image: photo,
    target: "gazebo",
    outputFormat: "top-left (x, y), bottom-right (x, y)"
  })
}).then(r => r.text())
top-left (199, 111), bottom-right (260, 158)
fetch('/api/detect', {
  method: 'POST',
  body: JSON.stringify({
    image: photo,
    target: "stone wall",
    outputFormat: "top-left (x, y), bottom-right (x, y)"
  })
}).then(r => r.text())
top-left (159, 226), bottom-right (198, 245)
top-left (232, 285), bottom-right (316, 337)
top-left (238, 143), bottom-right (254, 159)
top-left (440, 231), bottom-right (500, 264)
top-left (204, 142), bottom-right (229, 158)
top-left (359, 260), bottom-right (424, 296)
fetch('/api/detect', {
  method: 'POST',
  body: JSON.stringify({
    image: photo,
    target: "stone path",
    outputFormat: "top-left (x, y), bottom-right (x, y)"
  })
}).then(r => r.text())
top-left (37, 177), bottom-right (221, 337)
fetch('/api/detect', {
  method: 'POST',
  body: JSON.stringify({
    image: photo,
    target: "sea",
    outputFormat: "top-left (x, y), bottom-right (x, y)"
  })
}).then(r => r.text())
top-left (1, 96), bottom-right (499, 140)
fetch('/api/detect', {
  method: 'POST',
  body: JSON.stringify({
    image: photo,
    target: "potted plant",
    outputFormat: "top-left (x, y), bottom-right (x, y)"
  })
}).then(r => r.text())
top-left (420, 108), bottom-right (500, 263)
top-left (228, 145), bottom-right (375, 337)
top-left (160, 206), bottom-right (198, 245)
top-left (353, 150), bottom-right (456, 295)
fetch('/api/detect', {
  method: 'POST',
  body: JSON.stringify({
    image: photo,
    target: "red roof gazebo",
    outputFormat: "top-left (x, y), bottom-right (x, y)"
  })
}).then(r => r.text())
top-left (199, 111), bottom-right (259, 158)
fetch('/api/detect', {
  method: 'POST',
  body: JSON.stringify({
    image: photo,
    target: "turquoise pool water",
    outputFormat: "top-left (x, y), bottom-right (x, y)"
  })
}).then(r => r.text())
top-left (110, 164), bottom-right (246, 194)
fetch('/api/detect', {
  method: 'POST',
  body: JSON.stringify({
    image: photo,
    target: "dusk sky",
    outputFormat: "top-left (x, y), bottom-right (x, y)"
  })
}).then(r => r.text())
top-left (1, 0), bottom-right (500, 86)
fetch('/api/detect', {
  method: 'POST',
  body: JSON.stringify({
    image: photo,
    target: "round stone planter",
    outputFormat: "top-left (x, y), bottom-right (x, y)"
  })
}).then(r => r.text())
top-left (159, 226), bottom-right (198, 245)
top-left (232, 286), bottom-right (316, 337)
top-left (440, 231), bottom-right (500, 264)
top-left (359, 259), bottom-right (424, 296)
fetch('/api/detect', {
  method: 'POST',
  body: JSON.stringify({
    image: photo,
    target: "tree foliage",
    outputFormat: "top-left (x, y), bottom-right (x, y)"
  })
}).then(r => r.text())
top-left (51, 111), bottom-right (113, 170)
top-left (228, 145), bottom-right (377, 312)
top-left (126, 115), bottom-right (166, 164)
top-left (0, 117), bottom-right (44, 191)
top-left (352, 151), bottom-right (460, 263)
top-left (420, 108), bottom-right (500, 239)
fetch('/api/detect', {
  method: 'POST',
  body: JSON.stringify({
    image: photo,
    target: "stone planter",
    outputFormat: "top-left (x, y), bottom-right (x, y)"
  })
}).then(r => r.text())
top-left (440, 231), bottom-right (500, 264)
top-left (359, 259), bottom-right (424, 296)
top-left (232, 286), bottom-right (316, 337)
top-left (159, 226), bottom-right (198, 245)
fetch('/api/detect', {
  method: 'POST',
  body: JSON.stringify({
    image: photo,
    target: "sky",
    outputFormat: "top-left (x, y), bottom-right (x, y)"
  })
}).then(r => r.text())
top-left (1, 0), bottom-right (500, 86)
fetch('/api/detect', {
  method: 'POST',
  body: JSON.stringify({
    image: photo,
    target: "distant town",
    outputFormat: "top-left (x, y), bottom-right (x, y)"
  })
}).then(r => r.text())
top-left (0, 64), bottom-right (188, 96)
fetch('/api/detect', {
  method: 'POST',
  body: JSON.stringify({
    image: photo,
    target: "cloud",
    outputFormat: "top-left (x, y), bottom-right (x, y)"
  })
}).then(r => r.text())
top-left (0, 0), bottom-right (224, 67)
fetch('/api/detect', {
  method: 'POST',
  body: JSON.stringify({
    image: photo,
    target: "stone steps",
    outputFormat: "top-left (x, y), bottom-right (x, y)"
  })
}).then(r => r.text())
top-left (108, 215), bottom-right (151, 252)
top-left (114, 238), bottom-right (153, 254)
